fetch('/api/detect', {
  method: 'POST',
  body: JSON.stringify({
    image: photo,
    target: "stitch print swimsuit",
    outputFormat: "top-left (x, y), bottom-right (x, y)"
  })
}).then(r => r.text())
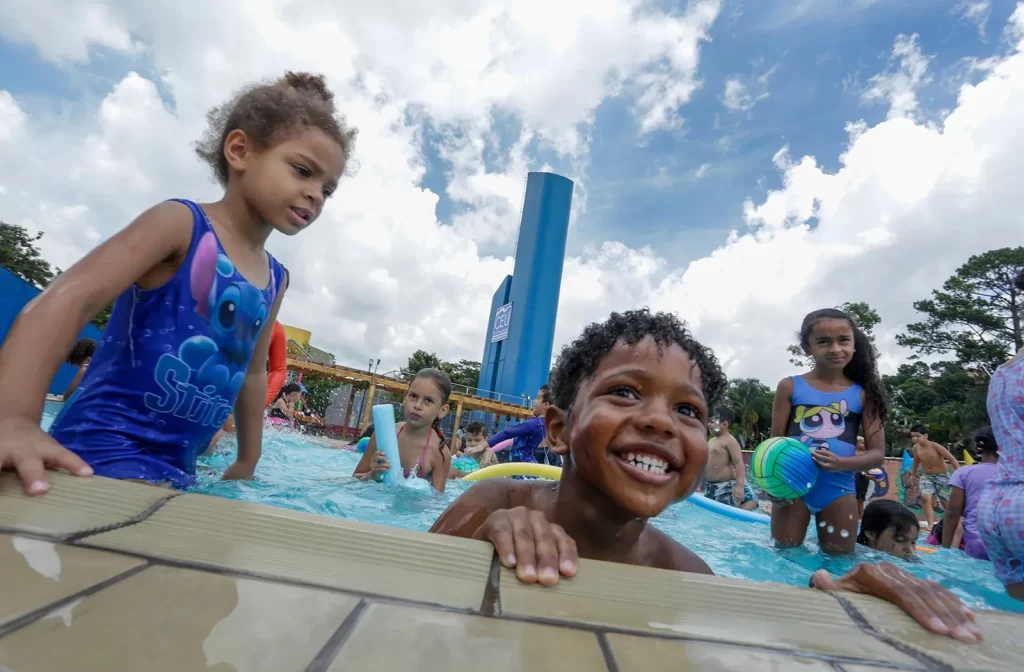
top-left (49, 200), bottom-right (286, 488)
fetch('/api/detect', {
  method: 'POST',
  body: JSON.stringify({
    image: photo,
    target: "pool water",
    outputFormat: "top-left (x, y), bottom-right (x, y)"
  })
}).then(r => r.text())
top-left (39, 405), bottom-right (1021, 613)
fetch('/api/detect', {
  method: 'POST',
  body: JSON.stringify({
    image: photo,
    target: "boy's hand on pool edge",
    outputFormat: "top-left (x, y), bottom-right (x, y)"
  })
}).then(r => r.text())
top-left (0, 416), bottom-right (93, 495)
top-left (473, 507), bottom-right (578, 586)
top-left (810, 563), bottom-right (982, 643)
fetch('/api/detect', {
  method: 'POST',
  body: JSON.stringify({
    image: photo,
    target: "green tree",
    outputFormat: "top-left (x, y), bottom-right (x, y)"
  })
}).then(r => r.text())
top-left (883, 362), bottom-right (988, 450)
top-left (787, 301), bottom-right (882, 367)
top-left (1, 222), bottom-right (55, 288)
top-left (726, 378), bottom-right (775, 448)
top-left (896, 247), bottom-right (1024, 373)
top-left (402, 349), bottom-right (443, 379)
top-left (441, 359), bottom-right (482, 392)
top-left (300, 373), bottom-right (342, 416)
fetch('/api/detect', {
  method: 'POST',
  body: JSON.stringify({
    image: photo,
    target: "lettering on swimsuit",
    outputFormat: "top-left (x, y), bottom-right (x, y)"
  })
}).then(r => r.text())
top-left (144, 353), bottom-right (234, 428)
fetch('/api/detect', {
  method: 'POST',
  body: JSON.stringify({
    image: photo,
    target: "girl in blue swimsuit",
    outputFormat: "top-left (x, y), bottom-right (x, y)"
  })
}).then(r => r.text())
top-left (770, 308), bottom-right (889, 554)
top-left (0, 72), bottom-right (356, 493)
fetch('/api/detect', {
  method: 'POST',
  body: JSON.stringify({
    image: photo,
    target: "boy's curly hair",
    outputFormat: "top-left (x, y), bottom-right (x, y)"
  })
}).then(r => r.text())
top-left (67, 338), bottom-right (97, 366)
top-left (548, 309), bottom-right (727, 415)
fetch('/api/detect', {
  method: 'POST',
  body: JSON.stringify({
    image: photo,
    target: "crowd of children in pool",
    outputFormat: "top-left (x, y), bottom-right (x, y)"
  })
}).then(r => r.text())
top-left (3, 70), bottom-right (1020, 645)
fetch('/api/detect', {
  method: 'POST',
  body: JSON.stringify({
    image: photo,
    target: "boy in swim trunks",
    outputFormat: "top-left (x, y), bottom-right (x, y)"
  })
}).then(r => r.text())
top-left (431, 309), bottom-right (982, 643)
top-left (909, 424), bottom-right (960, 531)
top-left (704, 407), bottom-right (758, 510)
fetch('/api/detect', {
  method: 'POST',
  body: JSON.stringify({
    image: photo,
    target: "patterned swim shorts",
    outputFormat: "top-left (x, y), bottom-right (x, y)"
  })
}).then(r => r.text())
top-left (704, 479), bottom-right (758, 507)
top-left (918, 472), bottom-right (949, 497)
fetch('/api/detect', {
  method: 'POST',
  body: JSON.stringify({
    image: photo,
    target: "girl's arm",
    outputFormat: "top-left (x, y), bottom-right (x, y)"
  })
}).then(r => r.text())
top-left (352, 432), bottom-right (377, 478)
top-left (0, 201), bottom-right (194, 494)
top-left (841, 391), bottom-right (885, 471)
top-left (770, 377), bottom-right (794, 438)
top-left (942, 487), bottom-right (965, 549)
top-left (221, 274), bottom-right (287, 481)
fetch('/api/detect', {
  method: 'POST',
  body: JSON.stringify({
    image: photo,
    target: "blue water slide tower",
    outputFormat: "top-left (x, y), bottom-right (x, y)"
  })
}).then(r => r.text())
top-left (476, 172), bottom-right (573, 407)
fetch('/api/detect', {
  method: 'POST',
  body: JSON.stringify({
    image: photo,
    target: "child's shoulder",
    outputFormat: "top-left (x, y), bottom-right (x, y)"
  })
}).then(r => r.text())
top-left (642, 525), bottom-right (713, 575)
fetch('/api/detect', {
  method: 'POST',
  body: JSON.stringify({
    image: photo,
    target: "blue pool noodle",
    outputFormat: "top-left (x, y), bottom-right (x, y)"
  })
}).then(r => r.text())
top-left (371, 404), bottom-right (404, 483)
top-left (687, 493), bottom-right (770, 525)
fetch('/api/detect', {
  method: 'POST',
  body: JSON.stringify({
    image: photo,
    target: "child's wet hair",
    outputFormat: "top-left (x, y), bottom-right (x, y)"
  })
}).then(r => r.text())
top-left (716, 407), bottom-right (735, 425)
top-left (67, 338), bottom-right (97, 366)
top-left (974, 425), bottom-right (998, 454)
top-left (537, 384), bottom-right (551, 404)
top-left (910, 423), bottom-right (927, 435)
top-left (411, 368), bottom-right (452, 453)
top-left (548, 308), bottom-right (727, 414)
top-left (799, 308), bottom-right (888, 424)
top-left (466, 421), bottom-right (487, 436)
top-left (857, 499), bottom-right (918, 545)
top-left (275, 382), bottom-right (302, 401)
top-left (195, 71), bottom-right (358, 187)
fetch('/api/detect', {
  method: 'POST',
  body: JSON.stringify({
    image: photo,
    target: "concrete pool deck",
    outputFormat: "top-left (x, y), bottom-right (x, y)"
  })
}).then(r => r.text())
top-left (0, 473), bottom-right (1019, 671)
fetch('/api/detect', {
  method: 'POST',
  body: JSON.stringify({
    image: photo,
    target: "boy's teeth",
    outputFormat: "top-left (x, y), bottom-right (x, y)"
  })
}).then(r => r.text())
top-left (625, 453), bottom-right (668, 475)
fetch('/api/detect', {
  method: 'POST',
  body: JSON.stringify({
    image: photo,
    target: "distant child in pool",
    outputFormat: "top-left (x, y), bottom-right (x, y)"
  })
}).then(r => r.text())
top-left (267, 383), bottom-right (303, 427)
top-left (431, 309), bottom-right (981, 643)
top-left (857, 499), bottom-right (920, 560)
top-left (452, 422), bottom-right (498, 476)
top-left (353, 368), bottom-right (453, 492)
top-left (62, 338), bottom-right (97, 399)
top-left (770, 308), bottom-right (887, 555)
top-left (0, 72), bottom-right (356, 493)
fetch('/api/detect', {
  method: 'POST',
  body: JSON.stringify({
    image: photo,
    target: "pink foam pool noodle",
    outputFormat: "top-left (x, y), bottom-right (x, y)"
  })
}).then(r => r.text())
top-left (493, 439), bottom-right (513, 453)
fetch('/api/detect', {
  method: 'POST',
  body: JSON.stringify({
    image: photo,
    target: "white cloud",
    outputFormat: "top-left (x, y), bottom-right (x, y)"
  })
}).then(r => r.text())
top-left (3, 0), bottom-right (1024, 393)
top-left (954, 1), bottom-right (992, 39)
top-left (862, 34), bottom-right (934, 120)
top-left (643, 10), bottom-right (1024, 383)
top-left (0, 1), bottom-right (138, 63)
top-left (0, 0), bottom-right (718, 373)
top-left (722, 62), bottom-right (777, 113)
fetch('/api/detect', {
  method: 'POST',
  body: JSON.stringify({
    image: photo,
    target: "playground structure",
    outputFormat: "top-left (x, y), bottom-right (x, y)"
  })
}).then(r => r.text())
top-left (286, 359), bottom-right (534, 437)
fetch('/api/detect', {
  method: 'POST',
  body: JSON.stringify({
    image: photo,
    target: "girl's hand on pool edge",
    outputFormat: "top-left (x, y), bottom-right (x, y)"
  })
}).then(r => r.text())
top-left (0, 415), bottom-right (93, 495)
top-left (473, 507), bottom-right (578, 586)
top-left (810, 563), bottom-right (982, 643)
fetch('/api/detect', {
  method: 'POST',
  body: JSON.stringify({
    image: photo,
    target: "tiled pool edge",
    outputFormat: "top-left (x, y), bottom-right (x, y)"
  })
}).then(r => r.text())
top-left (1, 473), bottom-right (1019, 671)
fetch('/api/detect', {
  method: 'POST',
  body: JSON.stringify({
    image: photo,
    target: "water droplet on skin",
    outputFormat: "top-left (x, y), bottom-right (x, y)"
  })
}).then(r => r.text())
top-left (827, 525), bottom-right (835, 534)
top-left (849, 515), bottom-right (854, 519)
top-left (840, 529), bottom-right (850, 538)
top-left (819, 521), bottom-right (828, 528)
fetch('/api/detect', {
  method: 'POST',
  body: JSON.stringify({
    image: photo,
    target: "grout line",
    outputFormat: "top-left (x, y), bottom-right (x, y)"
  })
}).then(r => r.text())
top-left (59, 539), bottom-right (925, 671)
top-left (596, 632), bottom-right (621, 672)
top-left (304, 599), bottom-right (368, 672)
top-left (0, 526), bottom-right (70, 542)
top-left (830, 593), bottom-right (953, 672)
top-left (63, 493), bottom-right (181, 542)
top-left (479, 552), bottom-right (502, 617)
top-left (0, 561), bottom-right (150, 641)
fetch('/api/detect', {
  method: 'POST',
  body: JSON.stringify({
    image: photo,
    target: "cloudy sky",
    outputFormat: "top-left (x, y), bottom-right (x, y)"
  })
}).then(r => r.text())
top-left (1, 0), bottom-right (1021, 387)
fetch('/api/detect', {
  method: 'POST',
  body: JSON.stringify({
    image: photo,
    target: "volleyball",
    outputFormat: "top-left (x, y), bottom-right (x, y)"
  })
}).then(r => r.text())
top-left (751, 437), bottom-right (818, 500)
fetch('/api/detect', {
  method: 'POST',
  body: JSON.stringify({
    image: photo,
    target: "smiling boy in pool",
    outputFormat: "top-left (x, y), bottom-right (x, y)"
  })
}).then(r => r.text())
top-left (430, 309), bottom-right (981, 643)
